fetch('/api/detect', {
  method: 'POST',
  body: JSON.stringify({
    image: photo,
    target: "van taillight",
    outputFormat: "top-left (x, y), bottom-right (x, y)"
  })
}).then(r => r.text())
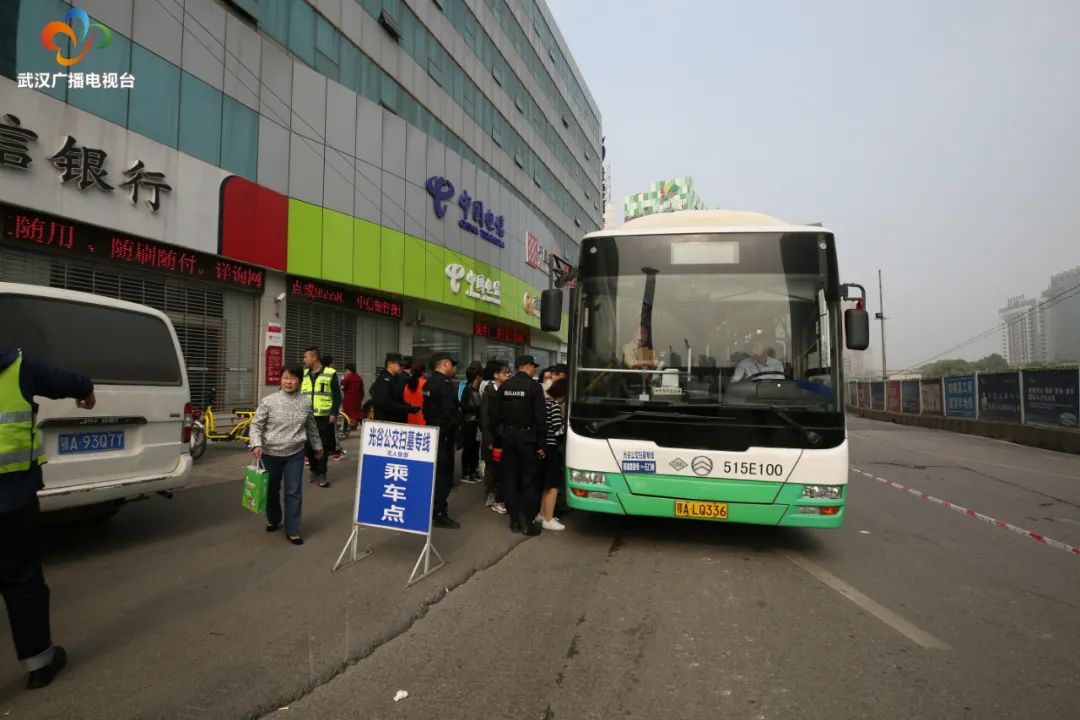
top-left (182, 402), bottom-right (193, 444)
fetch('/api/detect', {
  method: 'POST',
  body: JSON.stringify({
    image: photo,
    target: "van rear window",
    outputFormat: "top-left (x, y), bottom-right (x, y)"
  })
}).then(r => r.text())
top-left (0, 295), bottom-right (183, 385)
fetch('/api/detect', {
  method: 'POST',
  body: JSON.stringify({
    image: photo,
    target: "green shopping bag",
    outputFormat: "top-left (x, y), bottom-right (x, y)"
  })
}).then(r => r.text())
top-left (242, 460), bottom-right (269, 514)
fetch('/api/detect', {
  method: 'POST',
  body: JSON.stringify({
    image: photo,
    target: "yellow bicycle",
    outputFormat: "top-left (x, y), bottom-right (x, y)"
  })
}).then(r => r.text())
top-left (190, 388), bottom-right (255, 461)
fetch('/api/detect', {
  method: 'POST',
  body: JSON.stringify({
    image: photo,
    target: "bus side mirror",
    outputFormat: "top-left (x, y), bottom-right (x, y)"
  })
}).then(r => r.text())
top-left (844, 309), bottom-right (870, 350)
top-left (540, 289), bottom-right (562, 332)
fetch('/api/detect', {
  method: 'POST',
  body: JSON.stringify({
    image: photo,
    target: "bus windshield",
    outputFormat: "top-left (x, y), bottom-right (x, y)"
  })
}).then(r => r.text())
top-left (574, 231), bottom-right (841, 413)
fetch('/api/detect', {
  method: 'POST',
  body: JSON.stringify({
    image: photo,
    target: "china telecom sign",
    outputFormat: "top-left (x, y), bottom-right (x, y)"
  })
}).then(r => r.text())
top-left (425, 176), bottom-right (506, 248)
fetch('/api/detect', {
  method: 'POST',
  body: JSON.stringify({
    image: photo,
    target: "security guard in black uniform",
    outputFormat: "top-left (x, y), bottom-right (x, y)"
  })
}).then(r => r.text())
top-left (370, 353), bottom-right (418, 422)
top-left (493, 355), bottom-right (545, 535)
top-left (422, 352), bottom-right (462, 529)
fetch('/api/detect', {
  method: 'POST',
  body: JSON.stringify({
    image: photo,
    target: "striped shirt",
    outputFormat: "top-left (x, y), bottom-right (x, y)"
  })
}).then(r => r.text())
top-left (544, 398), bottom-right (565, 450)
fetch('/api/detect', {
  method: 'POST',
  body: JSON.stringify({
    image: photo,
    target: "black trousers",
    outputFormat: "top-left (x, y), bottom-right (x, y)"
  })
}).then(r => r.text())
top-left (434, 438), bottom-right (454, 516)
top-left (499, 429), bottom-right (540, 524)
top-left (461, 420), bottom-right (480, 476)
top-left (306, 415), bottom-right (335, 476)
top-left (1, 499), bottom-right (51, 665)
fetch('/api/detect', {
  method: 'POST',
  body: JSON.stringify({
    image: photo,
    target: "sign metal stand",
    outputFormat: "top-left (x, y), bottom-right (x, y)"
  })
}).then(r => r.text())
top-left (331, 420), bottom-right (445, 586)
top-left (331, 526), bottom-right (372, 573)
top-left (407, 536), bottom-right (446, 586)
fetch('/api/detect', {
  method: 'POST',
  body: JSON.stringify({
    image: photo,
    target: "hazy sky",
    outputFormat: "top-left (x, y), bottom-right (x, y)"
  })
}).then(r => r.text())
top-left (547, 0), bottom-right (1080, 370)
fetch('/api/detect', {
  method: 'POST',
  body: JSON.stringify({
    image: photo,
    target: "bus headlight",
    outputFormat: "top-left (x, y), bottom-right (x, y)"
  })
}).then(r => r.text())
top-left (570, 469), bottom-right (606, 485)
top-left (802, 485), bottom-right (843, 500)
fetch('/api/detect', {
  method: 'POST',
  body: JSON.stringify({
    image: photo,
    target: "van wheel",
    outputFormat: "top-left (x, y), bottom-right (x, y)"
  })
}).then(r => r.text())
top-left (190, 427), bottom-right (207, 460)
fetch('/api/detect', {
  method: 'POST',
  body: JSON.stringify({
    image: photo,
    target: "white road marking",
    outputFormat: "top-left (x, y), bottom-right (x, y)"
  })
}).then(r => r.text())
top-left (777, 550), bottom-right (951, 651)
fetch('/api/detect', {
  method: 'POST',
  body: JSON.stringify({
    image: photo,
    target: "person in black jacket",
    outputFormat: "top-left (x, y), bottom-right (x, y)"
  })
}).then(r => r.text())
top-left (370, 353), bottom-right (418, 423)
top-left (0, 345), bottom-right (95, 690)
top-left (422, 352), bottom-right (462, 529)
top-left (459, 365), bottom-right (483, 482)
top-left (493, 355), bottom-right (545, 535)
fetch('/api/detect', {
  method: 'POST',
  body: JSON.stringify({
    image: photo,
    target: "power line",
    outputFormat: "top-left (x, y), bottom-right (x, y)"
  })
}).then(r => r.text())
top-left (900, 282), bottom-right (1080, 372)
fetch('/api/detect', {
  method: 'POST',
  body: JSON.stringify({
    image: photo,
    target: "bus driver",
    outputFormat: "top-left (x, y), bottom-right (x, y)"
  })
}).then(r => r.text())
top-left (732, 341), bottom-right (785, 382)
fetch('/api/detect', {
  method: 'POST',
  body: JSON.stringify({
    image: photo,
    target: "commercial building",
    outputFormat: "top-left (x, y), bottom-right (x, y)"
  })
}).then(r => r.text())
top-left (623, 176), bottom-right (705, 222)
top-left (0, 0), bottom-right (602, 408)
top-left (1041, 266), bottom-right (1080, 363)
top-left (998, 295), bottom-right (1045, 366)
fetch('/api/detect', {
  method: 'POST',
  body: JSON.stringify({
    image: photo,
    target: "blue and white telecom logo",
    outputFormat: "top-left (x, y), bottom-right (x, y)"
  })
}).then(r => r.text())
top-left (621, 450), bottom-right (656, 474)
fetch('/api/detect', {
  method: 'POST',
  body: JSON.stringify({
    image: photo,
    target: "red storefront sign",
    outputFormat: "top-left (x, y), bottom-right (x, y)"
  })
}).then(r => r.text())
top-left (287, 276), bottom-right (402, 319)
top-left (473, 319), bottom-right (529, 346)
top-left (1, 201), bottom-right (265, 290)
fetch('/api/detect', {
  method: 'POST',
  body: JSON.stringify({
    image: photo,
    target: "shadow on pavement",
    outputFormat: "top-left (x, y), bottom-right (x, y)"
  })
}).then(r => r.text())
top-left (567, 508), bottom-right (824, 555)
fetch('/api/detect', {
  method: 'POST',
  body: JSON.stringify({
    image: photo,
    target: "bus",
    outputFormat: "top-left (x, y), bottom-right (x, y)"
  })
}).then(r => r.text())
top-left (539, 210), bottom-right (870, 528)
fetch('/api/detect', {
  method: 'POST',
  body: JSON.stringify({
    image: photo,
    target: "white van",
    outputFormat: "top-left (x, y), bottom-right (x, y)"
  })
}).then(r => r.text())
top-left (0, 282), bottom-right (194, 512)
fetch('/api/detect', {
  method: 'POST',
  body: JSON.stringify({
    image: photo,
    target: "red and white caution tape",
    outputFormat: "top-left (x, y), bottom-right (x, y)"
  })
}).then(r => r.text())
top-left (851, 467), bottom-right (1080, 557)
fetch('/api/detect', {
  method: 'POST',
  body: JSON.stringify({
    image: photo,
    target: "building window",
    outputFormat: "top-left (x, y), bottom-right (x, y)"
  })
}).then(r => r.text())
top-left (129, 44), bottom-right (181, 148)
top-left (258, 0), bottom-right (288, 45)
top-left (314, 14), bottom-right (340, 77)
top-left (221, 96), bottom-right (258, 181)
top-left (179, 71), bottom-right (223, 166)
top-left (67, 24), bottom-right (131, 127)
top-left (413, 327), bottom-right (470, 375)
top-left (288, 0), bottom-right (316, 67)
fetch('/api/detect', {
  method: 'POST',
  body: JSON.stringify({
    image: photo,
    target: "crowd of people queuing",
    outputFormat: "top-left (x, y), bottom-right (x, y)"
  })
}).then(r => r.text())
top-left (248, 347), bottom-right (571, 542)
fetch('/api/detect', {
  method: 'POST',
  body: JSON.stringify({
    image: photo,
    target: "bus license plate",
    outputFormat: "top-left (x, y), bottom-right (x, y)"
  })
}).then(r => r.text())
top-left (58, 431), bottom-right (125, 455)
top-left (674, 500), bottom-right (728, 520)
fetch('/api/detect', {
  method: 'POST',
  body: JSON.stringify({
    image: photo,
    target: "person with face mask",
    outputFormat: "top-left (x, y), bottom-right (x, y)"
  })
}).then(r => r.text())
top-left (249, 365), bottom-right (324, 545)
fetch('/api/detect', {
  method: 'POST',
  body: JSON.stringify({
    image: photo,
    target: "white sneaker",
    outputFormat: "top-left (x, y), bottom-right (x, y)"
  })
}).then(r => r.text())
top-left (542, 518), bottom-right (566, 531)
top-left (491, 502), bottom-right (507, 514)
top-left (485, 493), bottom-right (496, 507)
top-left (534, 514), bottom-right (543, 523)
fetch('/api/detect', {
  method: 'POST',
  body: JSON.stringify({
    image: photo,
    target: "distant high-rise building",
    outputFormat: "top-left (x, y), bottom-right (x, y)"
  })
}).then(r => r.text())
top-left (999, 296), bottom-right (1046, 366)
top-left (1041, 266), bottom-right (1080, 363)
top-left (623, 177), bottom-right (706, 222)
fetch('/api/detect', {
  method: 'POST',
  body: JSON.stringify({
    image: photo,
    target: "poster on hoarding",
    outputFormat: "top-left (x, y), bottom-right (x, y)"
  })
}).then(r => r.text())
top-left (886, 381), bottom-right (902, 413)
top-left (870, 382), bottom-right (885, 410)
top-left (901, 380), bottom-right (920, 414)
top-left (978, 372), bottom-right (1021, 423)
top-left (1022, 369), bottom-right (1079, 428)
top-left (944, 375), bottom-right (977, 418)
top-left (920, 380), bottom-right (943, 416)
top-left (857, 382), bottom-right (868, 408)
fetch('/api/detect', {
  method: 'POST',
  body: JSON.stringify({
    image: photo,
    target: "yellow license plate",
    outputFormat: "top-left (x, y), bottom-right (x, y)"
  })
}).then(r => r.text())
top-left (674, 500), bottom-right (729, 520)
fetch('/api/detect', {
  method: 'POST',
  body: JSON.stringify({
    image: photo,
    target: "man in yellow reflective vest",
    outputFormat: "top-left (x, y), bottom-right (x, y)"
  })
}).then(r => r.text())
top-left (0, 345), bottom-right (94, 690)
top-left (301, 347), bottom-right (341, 488)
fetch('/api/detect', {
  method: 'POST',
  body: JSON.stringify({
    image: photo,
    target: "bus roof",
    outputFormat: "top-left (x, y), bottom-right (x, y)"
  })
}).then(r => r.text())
top-left (585, 209), bottom-right (832, 239)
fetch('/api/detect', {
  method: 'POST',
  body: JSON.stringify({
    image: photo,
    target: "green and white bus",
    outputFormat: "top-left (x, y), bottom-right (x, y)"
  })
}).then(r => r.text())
top-left (540, 210), bottom-right (870, 528)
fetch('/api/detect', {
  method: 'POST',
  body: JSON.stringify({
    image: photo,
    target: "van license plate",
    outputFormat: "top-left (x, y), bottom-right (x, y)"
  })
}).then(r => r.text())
top-left (674, 500), bottom-right (728, 520)
top-left (58, 431), bottom-right (125, 455)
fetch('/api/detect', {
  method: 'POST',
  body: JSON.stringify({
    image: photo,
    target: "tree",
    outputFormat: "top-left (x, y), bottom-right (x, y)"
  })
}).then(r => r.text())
top-left (973, 353), bottom-right (1009, 372)
top-left (917, 358), bottom-right (974, 378)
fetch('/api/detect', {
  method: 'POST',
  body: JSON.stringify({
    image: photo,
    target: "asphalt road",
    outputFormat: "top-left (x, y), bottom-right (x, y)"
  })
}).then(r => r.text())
top-left (2, 417), bottom-right (1078, 720)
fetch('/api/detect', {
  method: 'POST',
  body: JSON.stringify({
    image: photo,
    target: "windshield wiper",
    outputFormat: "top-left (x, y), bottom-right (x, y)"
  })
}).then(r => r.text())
top-left (758, 406), bottom-right (822, 446)
top-left (585, 410), bottom-right (736, 433)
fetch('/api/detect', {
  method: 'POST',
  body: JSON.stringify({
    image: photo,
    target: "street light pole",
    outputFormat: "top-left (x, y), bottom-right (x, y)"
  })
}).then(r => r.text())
top-left (876, 269), bottom-right (887, 380)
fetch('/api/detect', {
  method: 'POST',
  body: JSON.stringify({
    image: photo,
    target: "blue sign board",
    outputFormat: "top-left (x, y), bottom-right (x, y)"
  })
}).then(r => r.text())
top-left (944, 375), bottom-right (977, 418)
top-left (426, 176), bottom-right (506, 248)
top-left (354, 422), bottom-right (439, 535)
top-left (1022, 369), bottom-right (1079, 428)
top-left (620, 450), bottom-right (656, 474)
top-left (901, 380), bottom-right (920, 414)
top-left (870, 382), bottom-right (885, 410)
top-left (978, 372), bottom-right (1021, 423)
